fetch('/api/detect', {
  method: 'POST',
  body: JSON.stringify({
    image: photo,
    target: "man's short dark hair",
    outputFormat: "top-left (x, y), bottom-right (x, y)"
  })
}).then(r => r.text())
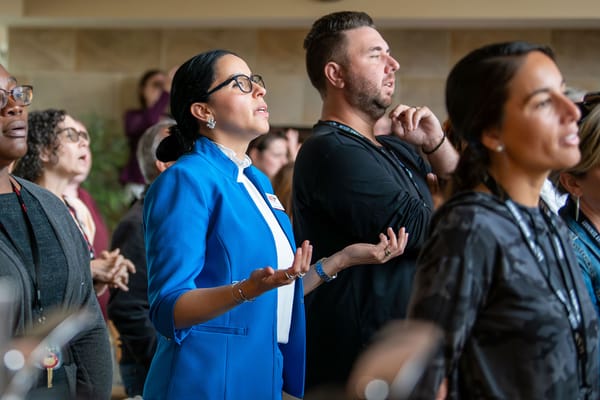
top-left (304, 11), bottom-right (374, 98)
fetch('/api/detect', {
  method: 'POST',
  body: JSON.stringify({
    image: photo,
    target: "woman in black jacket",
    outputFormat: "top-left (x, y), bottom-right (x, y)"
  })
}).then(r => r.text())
top-left (408, 42), bottom-right (599, 399)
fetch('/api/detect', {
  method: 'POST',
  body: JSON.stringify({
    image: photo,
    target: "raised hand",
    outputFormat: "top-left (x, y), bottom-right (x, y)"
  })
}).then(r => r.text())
top-left (241, 240), bottom-right (313, 299)
top-left (389, 104), bottom-right (444, 149)
top-left (341, 227), bottom-right (409, 267)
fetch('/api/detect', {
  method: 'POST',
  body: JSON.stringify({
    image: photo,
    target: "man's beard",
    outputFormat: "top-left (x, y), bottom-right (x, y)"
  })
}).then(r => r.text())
top-left (345, 75), bottom-right (391, 121)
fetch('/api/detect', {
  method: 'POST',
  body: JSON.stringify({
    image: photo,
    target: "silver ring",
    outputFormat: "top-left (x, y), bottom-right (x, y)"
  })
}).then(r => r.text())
top-left (384, 247), bottom-right (392, 257)
top-left (298, 271), bottom-right (306, 278)
top-left (284, 271), bottom-right (295, 280)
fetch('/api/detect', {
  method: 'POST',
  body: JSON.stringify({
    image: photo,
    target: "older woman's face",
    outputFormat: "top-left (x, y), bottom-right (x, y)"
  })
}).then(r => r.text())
top-left (492, 51), bottom-right (581, 174)
top-left (46, 115), bottom-right (91, 180)
top-left (0, 65), bottom-right (28, 167)
top-left (207, 54), bottom-right (269, 141)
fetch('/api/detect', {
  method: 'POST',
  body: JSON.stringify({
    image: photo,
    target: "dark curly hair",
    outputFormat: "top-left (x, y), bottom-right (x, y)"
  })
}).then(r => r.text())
top-left (13, 109), bottom-right (66, 182)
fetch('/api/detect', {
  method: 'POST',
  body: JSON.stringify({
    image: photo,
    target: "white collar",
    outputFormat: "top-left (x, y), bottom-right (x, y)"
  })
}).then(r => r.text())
top-left (215, 142), bottom-right (252, 170)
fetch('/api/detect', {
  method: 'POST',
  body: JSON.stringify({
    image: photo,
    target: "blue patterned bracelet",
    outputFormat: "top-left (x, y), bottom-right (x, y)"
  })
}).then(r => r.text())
top-left (315, 257), bottom-right (337, 282)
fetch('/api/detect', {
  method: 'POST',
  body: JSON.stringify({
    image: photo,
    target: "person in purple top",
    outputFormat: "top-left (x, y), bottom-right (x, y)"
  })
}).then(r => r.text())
top-left (120, 69), bottom-right (172, 200)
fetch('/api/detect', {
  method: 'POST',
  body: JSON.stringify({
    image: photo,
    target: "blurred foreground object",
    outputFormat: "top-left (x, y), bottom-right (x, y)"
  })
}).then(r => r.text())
top-left (0, 280), bottom-right (93, 400)
top-left (347, 320), bottom-right (442, 400)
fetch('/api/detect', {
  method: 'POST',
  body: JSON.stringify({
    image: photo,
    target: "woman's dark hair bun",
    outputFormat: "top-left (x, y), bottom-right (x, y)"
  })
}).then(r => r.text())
top-left (156, 125), bottom-right (186, 162)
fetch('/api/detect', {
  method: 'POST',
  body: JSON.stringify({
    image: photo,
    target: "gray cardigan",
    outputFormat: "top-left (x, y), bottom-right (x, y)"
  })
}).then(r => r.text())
top-left (0, 177), bottom-right (112, 399)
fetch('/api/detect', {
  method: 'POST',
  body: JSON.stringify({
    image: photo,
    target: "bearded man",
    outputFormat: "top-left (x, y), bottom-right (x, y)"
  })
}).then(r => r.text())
top-left (293, 10), bottom-right (458, 391)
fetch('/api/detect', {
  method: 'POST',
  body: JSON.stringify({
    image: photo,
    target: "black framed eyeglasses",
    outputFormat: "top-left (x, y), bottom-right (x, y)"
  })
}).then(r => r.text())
top-left (57, 127), bottom-right (90, 143)
top-left (576, 91), bottom-right (600, 125)
top-left (0, 85), bottom-right (33, 109)
top-left (206, 74), bottom-right (265, 96)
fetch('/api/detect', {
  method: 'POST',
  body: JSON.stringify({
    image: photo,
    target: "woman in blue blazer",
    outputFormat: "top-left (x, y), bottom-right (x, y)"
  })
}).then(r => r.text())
top-left (143, 50), bottom-right (408, 399)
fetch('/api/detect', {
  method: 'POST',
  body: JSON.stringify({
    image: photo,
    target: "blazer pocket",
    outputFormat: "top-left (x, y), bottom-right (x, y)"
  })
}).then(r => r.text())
top-left (192, 324), bottom-right (248, 336)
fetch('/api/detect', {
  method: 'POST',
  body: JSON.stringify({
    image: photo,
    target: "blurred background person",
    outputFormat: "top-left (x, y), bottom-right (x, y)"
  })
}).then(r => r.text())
top-left (108, 118), bottom-right (174, 399)
top-left (247, 129), bottom-right (289, 180)
top-left (272, 161), bottom-right (295, 220)
top-left (63, 118), bottom-right (112, 319)
top-left (558, 102), bottom-right (600, 317)
top-left (120, 68), bottom-right (172, 201)
top-left (408, 41), bottom-right (598, 399)
top-left (64, 118), bottom-right (110, 256)
top-left (13, 109), bottom-right (135, 297)
top-left (0, 64), bottom-right (112, 399)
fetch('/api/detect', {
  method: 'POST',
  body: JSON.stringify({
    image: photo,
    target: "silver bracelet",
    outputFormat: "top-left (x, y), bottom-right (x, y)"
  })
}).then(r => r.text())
top-left (314, 257), bottom-right (336, 283)
top-left (231, 279), bottom-right (255, 304)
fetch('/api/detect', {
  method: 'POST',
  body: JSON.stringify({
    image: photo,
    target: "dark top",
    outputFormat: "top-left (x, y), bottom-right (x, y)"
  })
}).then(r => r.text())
top-left (292, 121), bottom-right (434, 388)
top-left (0, 177), bottom-right (112, 400)
top-left (120, 91), bottom-right (170, 185)
top-left (408, 191), bottom-right (599, 400)
top-left (107, 198), bottom-right (156, 369)
top-left (0, 190), bottom-right (67, 311)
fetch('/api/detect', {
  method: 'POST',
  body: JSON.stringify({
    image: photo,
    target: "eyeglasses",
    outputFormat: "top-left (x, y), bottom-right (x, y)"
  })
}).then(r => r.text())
top-left (57, 127), bottom-right (90, 143)
top-left (206, 74), bottom-right (265, 96)
top-left (576, 91), bottom-right (600, 124)
top-left (0, 85), bottom-right (33, 109)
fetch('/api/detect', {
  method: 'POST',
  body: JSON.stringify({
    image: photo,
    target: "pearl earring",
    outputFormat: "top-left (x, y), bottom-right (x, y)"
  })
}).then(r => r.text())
top-left (207, 117), bottom-right (216, 129)
top-left (496, 144), bottom-right (505, 152)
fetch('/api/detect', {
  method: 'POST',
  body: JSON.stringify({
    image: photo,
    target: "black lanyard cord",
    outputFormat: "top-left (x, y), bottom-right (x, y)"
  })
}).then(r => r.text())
top-left (483, 174), bottom-right (589, 392)
top-left (0, 178), bottom-right (46, 324)
top-left (318, 120), bottom-right (429, 208)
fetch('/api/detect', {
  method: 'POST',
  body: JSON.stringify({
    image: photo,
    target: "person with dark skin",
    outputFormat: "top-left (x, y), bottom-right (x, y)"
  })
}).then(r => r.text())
top-left (0, 63), bottom-right (112, 399)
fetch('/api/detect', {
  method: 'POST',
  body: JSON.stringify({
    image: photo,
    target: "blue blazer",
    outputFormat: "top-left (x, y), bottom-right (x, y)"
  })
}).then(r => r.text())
top-left (143, 137), bottom-right (306, 399)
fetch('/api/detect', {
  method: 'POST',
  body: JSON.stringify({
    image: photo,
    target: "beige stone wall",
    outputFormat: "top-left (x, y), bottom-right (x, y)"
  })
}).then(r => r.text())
top-left (7, 27), bottom-right (600, 129)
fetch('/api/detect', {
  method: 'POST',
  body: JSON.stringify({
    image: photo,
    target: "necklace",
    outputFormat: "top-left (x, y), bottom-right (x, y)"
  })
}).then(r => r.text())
top-left (62, 197), bottom-right (95, 259)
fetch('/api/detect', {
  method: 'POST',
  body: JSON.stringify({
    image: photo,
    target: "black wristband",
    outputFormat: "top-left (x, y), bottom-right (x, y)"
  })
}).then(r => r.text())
top-left (422, 133), bottom-right (446, 155)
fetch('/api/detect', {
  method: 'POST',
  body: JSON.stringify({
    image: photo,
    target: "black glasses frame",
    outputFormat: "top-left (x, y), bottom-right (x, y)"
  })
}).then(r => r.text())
top-left (56, 127), bottom-right (90, 143)
top-left (206, 74), bottom-right (265, 96)
top-left (0, 85), bottom-right (33, 109)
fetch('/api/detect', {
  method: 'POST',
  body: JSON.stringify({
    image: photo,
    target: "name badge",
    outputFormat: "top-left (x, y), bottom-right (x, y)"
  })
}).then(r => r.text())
top-left (266, 193), bottom-right (285, 211)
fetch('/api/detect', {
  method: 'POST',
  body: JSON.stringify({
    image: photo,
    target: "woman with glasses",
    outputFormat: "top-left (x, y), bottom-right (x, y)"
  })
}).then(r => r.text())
top-left (557, 104), bottom-right (600, 318)
top-left (13, 109), bottom-right (135, 296)
top-left (407, 42), bottom-right (599, 399)
top-left (0, 65), bottom-right (112, 398)
top-left (143, 49), bottom-right (408, 399)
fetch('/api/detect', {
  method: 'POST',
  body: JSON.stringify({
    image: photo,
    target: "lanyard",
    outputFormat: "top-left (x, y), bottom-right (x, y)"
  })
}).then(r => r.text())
top-left (580, 217), bottom-right (600, 248)
top-left (483, 175), bottom-right (589, 392)
top-left (0, 178), bottom-right (46, 324)
top-left (63, 197), bottom-right (95, 259)
top-left (318, 120), bottom-right (429, 207)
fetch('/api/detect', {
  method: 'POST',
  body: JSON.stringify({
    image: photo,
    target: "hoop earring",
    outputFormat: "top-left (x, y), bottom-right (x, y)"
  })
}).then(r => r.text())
top-left (207, 117), bottom-right (216, 129)
top-left (575, 195), bottom-right (580, 221)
